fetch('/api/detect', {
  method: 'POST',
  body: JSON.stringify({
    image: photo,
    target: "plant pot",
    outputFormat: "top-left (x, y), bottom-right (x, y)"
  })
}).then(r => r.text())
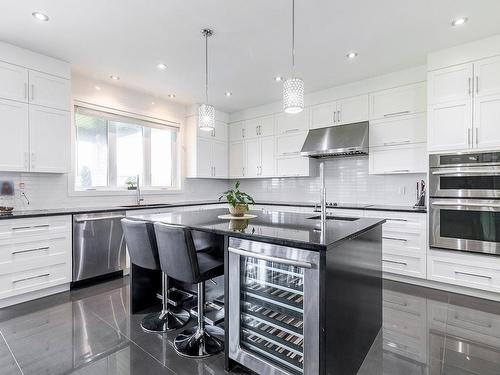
top-left (229, 204), bottom-right (247, 217)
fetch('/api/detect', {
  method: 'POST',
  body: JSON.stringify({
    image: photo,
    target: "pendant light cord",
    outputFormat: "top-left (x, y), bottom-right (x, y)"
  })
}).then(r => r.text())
top-left (205, 32), bottom-right (209, 104)
top-left (291, 0), bottom-right (295, 74)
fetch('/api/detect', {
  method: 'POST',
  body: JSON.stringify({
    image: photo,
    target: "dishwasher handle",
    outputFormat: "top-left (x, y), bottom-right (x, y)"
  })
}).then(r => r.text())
top-left (74, 215), bottom-right (125, 223)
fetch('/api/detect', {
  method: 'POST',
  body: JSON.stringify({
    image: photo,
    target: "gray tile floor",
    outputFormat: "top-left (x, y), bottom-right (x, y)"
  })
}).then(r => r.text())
top-left (0, 277), bottom-right (499, 374)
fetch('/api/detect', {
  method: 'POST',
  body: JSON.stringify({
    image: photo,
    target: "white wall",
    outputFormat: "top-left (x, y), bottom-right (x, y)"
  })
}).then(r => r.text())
top-left (0, 73), bottom-right (229, 210)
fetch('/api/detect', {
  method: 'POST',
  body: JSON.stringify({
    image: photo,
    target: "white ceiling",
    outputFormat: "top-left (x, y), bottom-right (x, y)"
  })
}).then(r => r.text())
top-left (1, 0), bottom-right (500, 113)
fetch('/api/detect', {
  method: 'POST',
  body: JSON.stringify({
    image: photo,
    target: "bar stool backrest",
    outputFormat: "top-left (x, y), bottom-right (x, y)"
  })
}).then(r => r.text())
top-left (121, 218), bottom-right (160, 270)
top-left (154, 223), bottom-right (201, 284)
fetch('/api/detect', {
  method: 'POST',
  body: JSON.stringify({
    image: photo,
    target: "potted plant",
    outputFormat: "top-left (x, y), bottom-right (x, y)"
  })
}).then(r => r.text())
top-left (125, 176), bottom-right (137, 190)
top-left (219, 181), bottom-right (255, 217)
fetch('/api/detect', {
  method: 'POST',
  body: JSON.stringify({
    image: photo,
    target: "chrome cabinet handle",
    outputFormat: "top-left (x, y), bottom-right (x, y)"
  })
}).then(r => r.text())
top-left (228, 247), bottom-right (313, 269)
top-left (284, 128), bottom-right (300, 133)
top-left (242, 128), bottom-right (245, 138)
top-left (281, 151), bottom-right (299, 155)
top-left (383, 140), bottom-right (411, 146)
top-left (383, 110), bottom-right (410, 118)
top-left (476, 76), bottom-right (479, 94)
top-left (383, 260), bottom-right (407, 266)
top-left (337, 110), bottom-right (341, 123)
top-left (432, 169), bottom-right (500, 175)
top-left (386, 218), bottom-right (408, 222)
top-left (13, 246), bottom-right (50, 255)
top-left (13, 273), bottom-right (50, 283)
top-left (242, 167), bottom-right (245, 176)
top-left (468, 77), bottom-right (472, 96)
top-left (431, 201), bottom-right (500, 208)
top-left (11, 224), bottom-right (49, 230)
top-left (467, 128), bottom-right (471, 146)
top-left (382, 236), bottom-right (408, 242)
top-left (385, 169), bottom-right (410, 173)
top-left (475, 128), bottom-right (479, 147)
top-left (333, 111), bottom-right (337, 123)
top-left (455, 271), bottom-right (491, 280)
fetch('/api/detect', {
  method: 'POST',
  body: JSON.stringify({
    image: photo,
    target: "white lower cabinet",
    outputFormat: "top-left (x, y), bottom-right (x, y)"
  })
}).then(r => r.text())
top-left (427, 249), bottom-right (500, 293)
top-left (365, 211), bottom-right (427, 279)
top-left (0, 215), bottom-right (72, 307)
top-left (369, 144), bottom-right (427, 174)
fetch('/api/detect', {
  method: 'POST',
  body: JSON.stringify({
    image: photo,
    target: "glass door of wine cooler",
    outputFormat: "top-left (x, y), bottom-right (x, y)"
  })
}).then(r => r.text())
top-left (228, 238), bottom-right (320, 375)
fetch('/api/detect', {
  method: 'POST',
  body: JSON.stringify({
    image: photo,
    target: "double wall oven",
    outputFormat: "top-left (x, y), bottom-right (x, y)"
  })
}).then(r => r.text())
top-left (429, 151), bottom-right (500, 255)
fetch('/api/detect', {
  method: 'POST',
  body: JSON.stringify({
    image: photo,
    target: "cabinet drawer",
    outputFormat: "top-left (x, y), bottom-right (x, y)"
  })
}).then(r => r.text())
top-left (383, 229), bottom-right (424, 253)
top-left (428, 250), bottom-right (500, 293)
top-left (383, 251), bottom-right (426, 279)
top-left (0, 262), bottom-right (70, 299)
top-left (365, 211), bottom-right (426, 230)
top-left (0, 235), bottom-right (70, 271)
top-left (275, 132), bottom-right (307, 156)
top-left (369, 82), bottom-right (426, 120)
top-left (0, 215), bottom-right (71, 240)
top-left (369, 113), bottom-right (426, 147)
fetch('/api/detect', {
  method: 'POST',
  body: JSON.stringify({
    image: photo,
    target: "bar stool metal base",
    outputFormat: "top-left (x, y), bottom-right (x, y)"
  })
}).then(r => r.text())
top-left (173, 325), bottom-right (224, 358)
top-left (141, 308), bottom-right (190, 333)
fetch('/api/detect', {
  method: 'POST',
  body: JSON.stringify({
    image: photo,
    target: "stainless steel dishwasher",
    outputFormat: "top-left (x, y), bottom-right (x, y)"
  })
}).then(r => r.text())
top-left (73, 211), bottom-right (127, 282)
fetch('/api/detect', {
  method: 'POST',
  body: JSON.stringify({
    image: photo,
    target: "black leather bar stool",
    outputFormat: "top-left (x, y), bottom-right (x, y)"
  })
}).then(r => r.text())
top-left (121, 219), bottom-right (190, 332)
top-left (154, 222), bottom-right (224, 358)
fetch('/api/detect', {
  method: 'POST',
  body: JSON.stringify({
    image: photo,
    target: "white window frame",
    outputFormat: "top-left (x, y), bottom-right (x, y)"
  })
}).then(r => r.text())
top-left (69, 102), bottom-right (182, 196)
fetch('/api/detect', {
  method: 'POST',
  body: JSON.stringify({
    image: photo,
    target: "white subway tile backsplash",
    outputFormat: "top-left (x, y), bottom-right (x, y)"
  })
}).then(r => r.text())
top-left (234, 157), bottom-right (426, 206)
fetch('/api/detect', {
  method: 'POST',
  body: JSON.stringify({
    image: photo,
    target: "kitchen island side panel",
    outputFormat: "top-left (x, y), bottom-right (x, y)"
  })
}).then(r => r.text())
top-left (323, 226), bottom-right (383, 375)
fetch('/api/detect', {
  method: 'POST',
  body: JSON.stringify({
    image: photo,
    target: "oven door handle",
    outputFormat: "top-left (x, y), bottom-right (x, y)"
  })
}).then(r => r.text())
top-left (432, 169), bottom-right (500, 175)
top-left (431, 201), bottom-right (500, 208)
top-left (228, 247), bottom-right (313, 269)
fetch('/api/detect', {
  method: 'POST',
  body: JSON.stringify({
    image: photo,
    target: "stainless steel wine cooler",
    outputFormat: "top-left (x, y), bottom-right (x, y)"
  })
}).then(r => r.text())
top-left (228, 238), bottom-right (320, 375)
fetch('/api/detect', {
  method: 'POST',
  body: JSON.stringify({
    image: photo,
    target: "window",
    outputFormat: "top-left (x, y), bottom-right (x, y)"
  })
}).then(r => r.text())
top-left (75, 106), bottom-right (179, 191)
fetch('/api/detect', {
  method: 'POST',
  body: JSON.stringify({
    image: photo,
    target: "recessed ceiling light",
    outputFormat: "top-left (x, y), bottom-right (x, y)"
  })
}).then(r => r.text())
top-left (168, 94), bottom-right (176, 99)
top-left (451, 17), bottom-right (468, 27)
top-left (157, 63), bottom-right (167, 70)
top-left (274, 76), bottom-right (283, 82)
top-left (151, 101), bottom-right (155, 105)
top-left (110, 75), bottom-right (120, 81)
top-left (225, 91), bottom-right (232, 97)
top-left (346, 52), bottom-right (358, 59)
top-left (95, 85), bottom-right (101, 91)
top-left (32, 12), bottom-right (49, 21)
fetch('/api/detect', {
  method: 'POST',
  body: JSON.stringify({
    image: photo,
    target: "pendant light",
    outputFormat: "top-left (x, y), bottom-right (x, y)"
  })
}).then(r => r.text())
top-left (283, 0), bottom-right (304, 114)
top-left (199, 28), bottom-right (215, 131)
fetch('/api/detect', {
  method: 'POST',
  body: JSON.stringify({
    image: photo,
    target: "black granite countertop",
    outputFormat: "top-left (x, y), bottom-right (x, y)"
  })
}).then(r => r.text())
top-left (0, 200), bottom-right (426, 220)
top-left (129, 208), bottom-right (385, 251)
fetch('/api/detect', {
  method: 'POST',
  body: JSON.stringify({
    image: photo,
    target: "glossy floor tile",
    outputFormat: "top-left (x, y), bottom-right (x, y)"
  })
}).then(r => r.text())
top-left (0, 277), bottom-right (499, 374)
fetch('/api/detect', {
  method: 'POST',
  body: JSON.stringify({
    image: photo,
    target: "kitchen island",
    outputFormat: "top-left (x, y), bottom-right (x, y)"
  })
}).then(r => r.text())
top-left (128, 208), bottom-right (384, 375)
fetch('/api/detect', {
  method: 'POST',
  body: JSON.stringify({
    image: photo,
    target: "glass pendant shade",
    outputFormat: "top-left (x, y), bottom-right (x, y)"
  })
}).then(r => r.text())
top-left (283, 77), bottom-right (304, 114)
top-left (198, 103), bottom-right (215, 131)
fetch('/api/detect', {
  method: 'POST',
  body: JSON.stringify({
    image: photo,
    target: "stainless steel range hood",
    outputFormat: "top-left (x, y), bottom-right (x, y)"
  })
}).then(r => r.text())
top-left (300, 121), bottom-right (369, 158)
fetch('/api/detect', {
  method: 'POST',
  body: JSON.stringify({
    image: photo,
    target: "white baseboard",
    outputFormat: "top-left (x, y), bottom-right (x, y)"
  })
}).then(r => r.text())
top-left (0, 283), bottom-right (70, 309)
top-left (384, 273), bottom-right (500, 301)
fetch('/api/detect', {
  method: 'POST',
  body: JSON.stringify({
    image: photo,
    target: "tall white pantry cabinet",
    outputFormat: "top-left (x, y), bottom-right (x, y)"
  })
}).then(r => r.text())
top-left (0, 42), bottom-right (71, 173)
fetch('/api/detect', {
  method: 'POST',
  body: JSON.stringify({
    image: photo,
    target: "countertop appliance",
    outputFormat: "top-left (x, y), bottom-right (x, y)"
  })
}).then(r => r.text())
top-left (429, 151), bottom-right (500, 255)
top-left (300, 121), bottom-right (369, 159)
top-left (73, 211), bottom-right (127, 282)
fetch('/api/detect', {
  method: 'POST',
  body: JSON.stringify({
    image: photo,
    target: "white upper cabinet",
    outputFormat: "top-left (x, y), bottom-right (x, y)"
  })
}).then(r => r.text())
top-left (260, 136), bottom-right (275, 177)
top-left (245, 116), bottom-right (274, 138)
top-left (245, 138), bottom-right (260, 178)
top-left (229, 121), bottom-right (246, 141)
top-left (310, 95), bottom-right (369, 129)
top-left (199, 120), bottom-right (227, 142)
top-left (195, 138), bottom-right (213, 178)
top-left (229, 141), bottom-right (246, 178)
top-left (369, 144), bottom-right (426, 175)
top-left (275, 110), bottom-right (309, 134)
top-left (473, 56), bottom-right (500, 98)
top-left (29, 106), bottom-right (69, 173)
top-left (370, 113), bottom-right (426, 148)
top-left (212, 140), bottom-right (228, 178)
top-left (0, 48), bottom-right (71, 173)
top-left (28, 71), bottom-right (71, 111)
top-left (0, 99), bottom-right (29, 171)
top-left (310, 102), bottom-right (336, 129)
top-left (0, 61), bottom-right (28, 103)
top-left (336, 95), bottom-right (369, 125)
top-left (276, 132), bottom-right (307, 156)
top-left (370, 82), bottom-right (426, 120)
top-left (245, 136), bottom-right (275, 178)
top-left (428, 54), bottom-right (500, 152)
top-left (428, 63), bottom-right (472, 105)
